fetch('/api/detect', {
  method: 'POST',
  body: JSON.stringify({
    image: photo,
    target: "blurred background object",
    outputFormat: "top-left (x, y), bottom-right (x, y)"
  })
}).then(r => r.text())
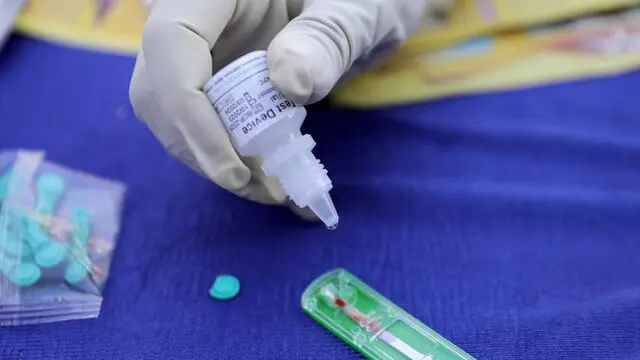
top-left (5, 0), bottom-right (640, 107)
top-left (333, 2), bottom-right (640, 107)
top-left (12, 0), bottom-right (149, 54)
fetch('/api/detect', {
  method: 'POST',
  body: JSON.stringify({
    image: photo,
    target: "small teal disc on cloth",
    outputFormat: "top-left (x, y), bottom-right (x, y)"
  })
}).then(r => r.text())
top-left (209, 275), bottom-right (240, 300)
top-left (11, 262), bottom-right (41, 287)
top-left (34, 242), bottom-right (66, 268)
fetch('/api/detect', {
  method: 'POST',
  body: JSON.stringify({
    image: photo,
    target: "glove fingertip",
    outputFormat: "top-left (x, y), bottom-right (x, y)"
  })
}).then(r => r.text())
top-left (267, 42), bottom-right (312, 104)
top-left (232, 178), bottom-right (283, 205)
top-left (211, 162), bottom-right (253, 193)
top-left (267, 34), bottom-right (337, 105)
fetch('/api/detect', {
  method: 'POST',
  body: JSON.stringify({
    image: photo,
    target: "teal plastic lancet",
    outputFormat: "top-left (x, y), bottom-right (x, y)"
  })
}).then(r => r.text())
top-left (301, 269), bottom-right (476, 360)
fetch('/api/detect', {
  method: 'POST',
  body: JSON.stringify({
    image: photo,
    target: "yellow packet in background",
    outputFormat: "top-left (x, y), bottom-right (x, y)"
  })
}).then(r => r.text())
top-left (10, 0), bottom-right (640, 110)
top-left (15, 0), bottom-right (635, 56)
top-left (411, 0), bottom-right (640, 51)
top-left (332, 7), bottom-right (640, 108)
top-left (14, 0), bottom-right (148, 54)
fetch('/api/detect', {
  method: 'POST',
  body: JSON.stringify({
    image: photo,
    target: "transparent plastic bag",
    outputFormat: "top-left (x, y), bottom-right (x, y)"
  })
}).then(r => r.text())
top-left (0, 150), bottom-right (45, 203)
top-left (0, 0), bottom-right (28, 50)
top-left (0, 150), bottom-right (126, 326)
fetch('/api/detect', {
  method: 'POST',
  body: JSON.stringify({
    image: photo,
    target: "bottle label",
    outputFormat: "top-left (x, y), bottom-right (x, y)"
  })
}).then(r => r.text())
top-left (205, 51), bottom-right (299, 149)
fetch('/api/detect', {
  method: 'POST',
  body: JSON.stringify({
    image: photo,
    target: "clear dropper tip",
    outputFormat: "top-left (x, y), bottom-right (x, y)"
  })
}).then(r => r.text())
top-left (307, 192), bottom-right (339, 231)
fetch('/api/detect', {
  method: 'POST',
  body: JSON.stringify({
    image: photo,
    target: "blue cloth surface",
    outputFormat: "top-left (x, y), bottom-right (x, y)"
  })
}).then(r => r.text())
top-left (1, 35), bottom-right (639, 359)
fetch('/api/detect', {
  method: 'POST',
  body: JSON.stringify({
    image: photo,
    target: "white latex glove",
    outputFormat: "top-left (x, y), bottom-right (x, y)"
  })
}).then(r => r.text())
top-left (130, 0), bottom-right (449, 217)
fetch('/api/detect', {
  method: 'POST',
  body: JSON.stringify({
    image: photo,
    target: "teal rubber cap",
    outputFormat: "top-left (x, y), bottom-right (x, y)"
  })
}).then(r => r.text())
top-left (71, 207), bottom-right (91, 245)
top-left (0, 255), bottom-right (17, 274)
top-left (34, 242), bottom-right (67, 268)
top-left (11, 262), bottom-right (41, 287)
top-left (3, 229), bottom-right (32, 258)
top-left (4, 207), bottom-right (24, 226)
top-left (24, 218), bottom-right (53, 249)
top-left (35, 173), bottom-right (66, 214)
top-left (65, 261), bottom-right (89, 284)
top-left (0, 168), bottom-right (13, 202)
top-left (4, 239), bottom-right (32, 258)
top-left (209, 275), bottom-right (240, 300)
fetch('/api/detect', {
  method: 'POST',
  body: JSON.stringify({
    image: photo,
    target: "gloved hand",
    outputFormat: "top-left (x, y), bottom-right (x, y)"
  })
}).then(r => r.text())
top-left (130, 0), bottom-right (450, 218)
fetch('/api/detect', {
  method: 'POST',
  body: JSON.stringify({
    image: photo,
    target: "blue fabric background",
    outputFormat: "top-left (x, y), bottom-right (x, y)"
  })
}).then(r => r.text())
top-left (1, 36), bottom-right (639, 359)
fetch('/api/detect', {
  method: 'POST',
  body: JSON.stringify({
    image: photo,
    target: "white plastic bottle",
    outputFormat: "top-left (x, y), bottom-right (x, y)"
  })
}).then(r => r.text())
top-left (204, 50), bottom-right (339, 230)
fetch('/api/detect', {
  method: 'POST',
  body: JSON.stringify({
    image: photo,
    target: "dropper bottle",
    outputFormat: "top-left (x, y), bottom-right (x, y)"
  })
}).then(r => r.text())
top-left (204, 50), bottom-right (339, 229)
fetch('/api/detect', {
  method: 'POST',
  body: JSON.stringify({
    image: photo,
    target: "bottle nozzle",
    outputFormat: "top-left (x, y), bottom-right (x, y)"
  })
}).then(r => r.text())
top-left (307, 192), bottom-right (339, 230)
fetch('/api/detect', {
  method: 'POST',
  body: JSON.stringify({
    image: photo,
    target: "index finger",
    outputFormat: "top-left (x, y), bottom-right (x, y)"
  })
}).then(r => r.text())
top-left (140, 0), bottom-right (253, 192)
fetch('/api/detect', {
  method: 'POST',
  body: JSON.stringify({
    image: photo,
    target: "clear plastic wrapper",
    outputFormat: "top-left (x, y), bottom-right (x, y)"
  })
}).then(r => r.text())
top-left (0, 0), bottom-right (28, 50)
top-left (0, 150), bottom-right (126, 326)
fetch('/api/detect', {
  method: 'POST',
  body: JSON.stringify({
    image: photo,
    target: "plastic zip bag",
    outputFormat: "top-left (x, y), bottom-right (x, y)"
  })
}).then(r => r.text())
top-left (0, 0), bottom-right (28, 50)
top-left (0, 150), bottom-right (126, 326)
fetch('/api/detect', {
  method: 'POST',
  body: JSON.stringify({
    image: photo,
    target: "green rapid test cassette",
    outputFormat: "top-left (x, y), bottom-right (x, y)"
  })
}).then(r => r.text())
top-left (301, 269), bottom-right (476, 360)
